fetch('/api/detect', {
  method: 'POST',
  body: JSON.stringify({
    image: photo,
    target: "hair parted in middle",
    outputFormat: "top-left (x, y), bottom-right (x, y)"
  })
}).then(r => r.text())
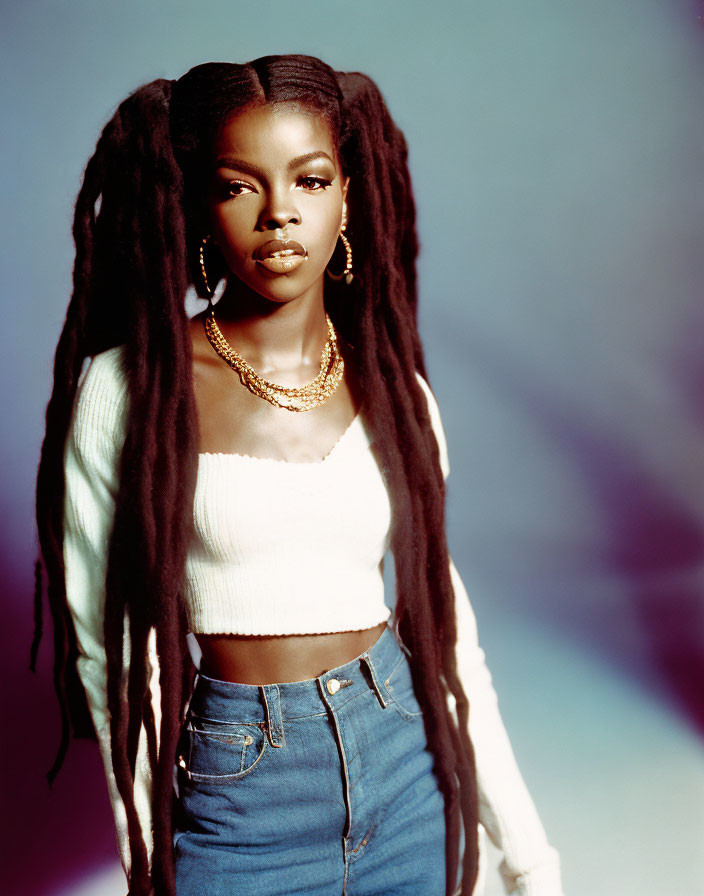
top-left (33, 53), bottom-right (479, 895)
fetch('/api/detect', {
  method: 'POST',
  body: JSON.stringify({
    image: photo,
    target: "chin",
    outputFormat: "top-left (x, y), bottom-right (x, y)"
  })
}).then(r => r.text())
top-left (247, 282), bottom-right (316, 308)
top-left (253, 275), bottom-right (325, 305)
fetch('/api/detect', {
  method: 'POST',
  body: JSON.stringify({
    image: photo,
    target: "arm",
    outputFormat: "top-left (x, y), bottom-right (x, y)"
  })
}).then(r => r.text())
top-left (416, 372), bottom-right (563, 896)
top-left (62, 347), bottom-right (160, 884)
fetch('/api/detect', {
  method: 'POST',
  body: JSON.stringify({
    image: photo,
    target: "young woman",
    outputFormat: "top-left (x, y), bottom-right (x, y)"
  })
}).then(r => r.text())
top-left (33, 55), bottom-right (563, 896)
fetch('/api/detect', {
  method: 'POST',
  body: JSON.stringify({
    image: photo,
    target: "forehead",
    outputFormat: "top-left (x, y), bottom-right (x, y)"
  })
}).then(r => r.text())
top-left (211, 103), bottom-right (338, 168)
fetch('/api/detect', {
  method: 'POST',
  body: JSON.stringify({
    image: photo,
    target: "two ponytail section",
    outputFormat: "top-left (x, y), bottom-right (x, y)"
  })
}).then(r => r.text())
top-left (34, 77), bottom-right (196, 893)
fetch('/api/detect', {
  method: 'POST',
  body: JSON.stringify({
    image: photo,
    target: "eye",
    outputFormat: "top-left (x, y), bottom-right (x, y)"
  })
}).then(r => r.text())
top-left (223, 180), bottom-right (254, 199)
top-left (298, 176), bottom-right (332, 191)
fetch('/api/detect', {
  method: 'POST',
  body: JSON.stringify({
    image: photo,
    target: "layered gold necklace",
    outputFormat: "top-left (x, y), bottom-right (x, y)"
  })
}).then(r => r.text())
top-left (203, 307), bottom-right (345, 412)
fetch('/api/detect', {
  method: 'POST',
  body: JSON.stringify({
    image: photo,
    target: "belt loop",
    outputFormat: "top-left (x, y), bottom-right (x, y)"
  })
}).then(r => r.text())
top-left (392, 620), bottom-right (413, 660)
top-left (360, 652), bottom-right (389, 709)
top-left (259, 684), bottom-right (286, 748)
top-left (184, 669), bottom-right (200, 721)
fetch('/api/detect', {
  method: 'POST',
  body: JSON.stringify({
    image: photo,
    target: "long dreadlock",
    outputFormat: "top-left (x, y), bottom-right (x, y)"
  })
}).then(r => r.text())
top-left (33, 54), bottom-right (479, 895)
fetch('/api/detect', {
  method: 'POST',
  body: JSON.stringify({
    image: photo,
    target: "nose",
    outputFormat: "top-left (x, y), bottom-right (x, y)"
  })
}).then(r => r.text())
top-left (258, 188), bottom-right (301, 231)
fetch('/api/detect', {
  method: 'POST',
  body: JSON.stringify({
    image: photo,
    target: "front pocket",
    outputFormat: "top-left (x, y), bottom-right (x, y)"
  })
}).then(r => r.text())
top-left (182, 717), bottom-right (268, 783)
top-left (382, 655), bottom-right (424, 721)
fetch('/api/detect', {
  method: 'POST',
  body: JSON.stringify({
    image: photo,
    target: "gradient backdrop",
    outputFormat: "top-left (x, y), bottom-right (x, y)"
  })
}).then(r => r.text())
top-left (2, 2), bottom-right (703, 894)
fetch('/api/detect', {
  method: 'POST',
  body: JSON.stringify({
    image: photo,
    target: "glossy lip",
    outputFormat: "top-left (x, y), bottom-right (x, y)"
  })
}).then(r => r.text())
top-left (256, 254), bottom-right (307, 274)
top-left (254, 239), bottom-right (307, 260)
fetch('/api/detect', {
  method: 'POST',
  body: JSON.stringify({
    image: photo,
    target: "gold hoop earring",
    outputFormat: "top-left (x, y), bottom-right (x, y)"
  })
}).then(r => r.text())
top-left (199, 234), bottom-right (213, 297)
top-left (325, 226), bottom-right (354, 285)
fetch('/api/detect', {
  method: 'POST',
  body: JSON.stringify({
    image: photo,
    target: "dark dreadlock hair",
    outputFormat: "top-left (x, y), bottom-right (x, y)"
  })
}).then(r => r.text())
top-left (32, 54), bottom-right (479, 895)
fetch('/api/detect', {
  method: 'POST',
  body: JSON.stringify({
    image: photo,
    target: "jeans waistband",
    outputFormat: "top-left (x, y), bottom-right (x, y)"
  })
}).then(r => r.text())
top-left (188, 623), bottom-right (408, 733)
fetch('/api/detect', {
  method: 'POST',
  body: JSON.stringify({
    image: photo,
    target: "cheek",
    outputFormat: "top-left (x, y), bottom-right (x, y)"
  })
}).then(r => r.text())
top-left (308, 198), bottom-right (345, 256)
top-left (211, 208), bottom-right (253, 265)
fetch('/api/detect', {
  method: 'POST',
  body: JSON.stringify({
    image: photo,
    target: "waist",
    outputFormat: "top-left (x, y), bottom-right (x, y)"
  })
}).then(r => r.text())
top-left (188, 622), bottom-right (409, 722)
top-left (196, 620), bottom-right (390, 684)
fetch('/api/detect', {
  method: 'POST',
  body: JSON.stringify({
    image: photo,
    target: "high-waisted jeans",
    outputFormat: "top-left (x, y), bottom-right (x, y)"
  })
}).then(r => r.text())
top-left (172, 623), bottom-right (465, 895)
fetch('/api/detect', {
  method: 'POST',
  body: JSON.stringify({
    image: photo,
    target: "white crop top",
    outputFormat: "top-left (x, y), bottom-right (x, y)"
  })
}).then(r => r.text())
top-left (188, 406), bottom-right (392, 636)
top-left (62, 345), bottom-right (562, 896)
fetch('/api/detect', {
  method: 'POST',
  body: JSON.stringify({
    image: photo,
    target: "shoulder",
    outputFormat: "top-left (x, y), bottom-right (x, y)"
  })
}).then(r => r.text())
top-left (414, 371), bottom-right (450, 480)
top-left (69, 345), bottom-right (130, 465)
top-left (76, 344), bottom-right (128, 393)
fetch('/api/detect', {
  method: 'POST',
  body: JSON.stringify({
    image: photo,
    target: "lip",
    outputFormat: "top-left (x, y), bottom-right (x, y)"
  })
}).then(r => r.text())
top-left (256, 254), bottom-right (307, 274)
top-left (254, 239), bottom-right (307, 261)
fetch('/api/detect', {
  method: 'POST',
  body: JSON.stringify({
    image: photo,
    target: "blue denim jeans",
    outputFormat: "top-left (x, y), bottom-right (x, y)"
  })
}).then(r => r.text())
top-left (172, 623), bottom-right (463, 895)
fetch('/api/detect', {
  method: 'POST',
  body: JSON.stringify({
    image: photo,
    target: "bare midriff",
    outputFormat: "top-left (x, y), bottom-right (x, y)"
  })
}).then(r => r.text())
top-left (195, 621), bottom-right (389, 685)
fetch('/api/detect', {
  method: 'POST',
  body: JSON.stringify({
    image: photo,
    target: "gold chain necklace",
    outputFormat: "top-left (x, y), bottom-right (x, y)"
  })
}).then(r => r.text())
top-left (203, 308), bottom-right (345, 412)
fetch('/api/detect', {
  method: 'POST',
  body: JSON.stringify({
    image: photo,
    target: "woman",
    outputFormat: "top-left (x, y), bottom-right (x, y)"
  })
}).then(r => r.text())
top-left (33, 55), bottom-right (563, 896)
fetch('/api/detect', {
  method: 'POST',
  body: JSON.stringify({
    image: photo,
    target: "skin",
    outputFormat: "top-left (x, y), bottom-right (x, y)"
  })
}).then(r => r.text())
top-left (189, 103), bottom-right (386, 684)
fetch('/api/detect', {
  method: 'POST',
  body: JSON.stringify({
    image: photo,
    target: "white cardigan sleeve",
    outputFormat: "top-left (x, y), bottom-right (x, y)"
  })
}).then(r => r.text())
top-left (416, 372), bottom-right (563, 896)
top-left (62, 347), bottom-right (160, 883)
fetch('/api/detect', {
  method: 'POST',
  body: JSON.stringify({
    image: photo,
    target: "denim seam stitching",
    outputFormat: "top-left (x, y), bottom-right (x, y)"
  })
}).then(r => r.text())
top-left (184, 734), bottom-right (268, 783)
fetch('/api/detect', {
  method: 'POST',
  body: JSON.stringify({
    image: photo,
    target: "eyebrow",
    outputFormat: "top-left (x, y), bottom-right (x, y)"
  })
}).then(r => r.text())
top-left (214, 151), bottom-right (335, 177)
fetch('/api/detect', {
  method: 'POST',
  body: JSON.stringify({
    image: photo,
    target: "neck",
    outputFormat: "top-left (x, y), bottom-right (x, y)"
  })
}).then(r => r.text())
top-left (210, 279), bottom-right (330, 378)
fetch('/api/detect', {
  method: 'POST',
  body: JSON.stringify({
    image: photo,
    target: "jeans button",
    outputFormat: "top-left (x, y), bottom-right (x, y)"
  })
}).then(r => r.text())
top-left (327, 678), bottom-right (341, 695)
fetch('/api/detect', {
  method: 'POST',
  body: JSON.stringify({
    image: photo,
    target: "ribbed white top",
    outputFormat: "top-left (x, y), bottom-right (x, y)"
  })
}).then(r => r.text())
top-left (62, 344), bottom-right (563, 896)
top-left (187, 406), bottom-right (392, 635)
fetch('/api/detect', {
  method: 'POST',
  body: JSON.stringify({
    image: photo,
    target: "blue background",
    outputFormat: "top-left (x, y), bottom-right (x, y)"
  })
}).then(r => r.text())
top-left (2, 1), bottom-right (703, 894)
